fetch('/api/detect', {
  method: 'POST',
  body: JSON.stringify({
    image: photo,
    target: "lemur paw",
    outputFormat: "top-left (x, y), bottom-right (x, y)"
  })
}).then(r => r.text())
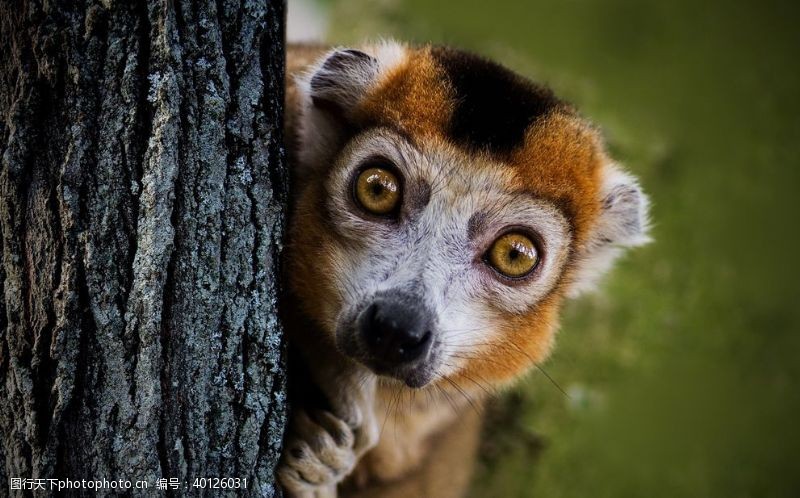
top-left (278, 409), bottom-right (362, 497)
top-left (327, 393), bottom-right (380, 459)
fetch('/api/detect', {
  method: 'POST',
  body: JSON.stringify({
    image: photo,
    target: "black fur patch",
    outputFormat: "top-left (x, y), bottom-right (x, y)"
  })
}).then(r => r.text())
top-left (467, 211), bottom-right (488, 240)
top-left (431, 46), bottom-right (561, 156)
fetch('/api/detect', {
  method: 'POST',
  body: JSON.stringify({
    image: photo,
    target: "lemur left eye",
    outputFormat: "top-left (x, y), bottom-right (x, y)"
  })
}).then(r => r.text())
top-left (486, 232), bottom-right (539, 278)
top-left (354, 166), bottom-right (401, 216)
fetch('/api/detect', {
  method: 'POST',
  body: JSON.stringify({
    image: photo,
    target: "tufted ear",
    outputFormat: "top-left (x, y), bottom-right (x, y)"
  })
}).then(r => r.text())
top-left (595, 166), bottom-right (650, 247)
top-left (308, 49), bottom-right (380, 115)
top-left (568, 164), bottom-right (650, 297)
top-left (294, 42), bottom-right (406, 172)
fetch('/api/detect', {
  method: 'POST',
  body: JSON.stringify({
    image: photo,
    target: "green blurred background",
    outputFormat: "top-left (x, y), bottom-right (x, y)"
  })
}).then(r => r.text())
top-left (296, 0), bottom-right (800, 495)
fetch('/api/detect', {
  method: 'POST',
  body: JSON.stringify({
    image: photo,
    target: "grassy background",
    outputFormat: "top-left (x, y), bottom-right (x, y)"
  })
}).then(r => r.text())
top-left (315, 0), bottom-right (800, 495)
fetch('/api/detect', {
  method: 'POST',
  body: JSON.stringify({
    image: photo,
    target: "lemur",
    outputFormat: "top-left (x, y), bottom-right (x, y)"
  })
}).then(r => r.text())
top-left (277, 41), bottom-right (649, 498)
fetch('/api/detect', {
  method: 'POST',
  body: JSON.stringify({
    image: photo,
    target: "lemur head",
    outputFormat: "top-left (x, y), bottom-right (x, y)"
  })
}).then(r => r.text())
top-left (287, 41), bottom-right (649, 389)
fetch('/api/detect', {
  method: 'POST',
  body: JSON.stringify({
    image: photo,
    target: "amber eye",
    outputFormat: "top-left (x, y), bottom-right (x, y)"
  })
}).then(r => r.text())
top-left (486, 232), bottom-right (539, 278)
top-left (354, 166), bottom-right (401, 215)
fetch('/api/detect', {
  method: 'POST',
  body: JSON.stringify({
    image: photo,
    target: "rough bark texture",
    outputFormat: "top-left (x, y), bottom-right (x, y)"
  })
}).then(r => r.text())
top-left (0, 0), bottom-right (287, 495)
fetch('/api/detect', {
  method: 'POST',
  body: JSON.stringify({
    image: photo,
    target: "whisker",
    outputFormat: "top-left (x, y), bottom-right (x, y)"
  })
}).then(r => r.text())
top-left (534, 363), bottom-right (570, 399)
top-left (443, 376), bottom-right (482, 415)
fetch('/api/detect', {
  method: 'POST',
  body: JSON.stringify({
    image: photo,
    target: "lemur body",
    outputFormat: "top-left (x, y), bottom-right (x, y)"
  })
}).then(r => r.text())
top-left (279, 41), bottom-right (649, 497)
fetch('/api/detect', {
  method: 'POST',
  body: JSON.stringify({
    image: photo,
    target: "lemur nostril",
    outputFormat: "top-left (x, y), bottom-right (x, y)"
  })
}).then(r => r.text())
top-left (399, 330), bottom-right (432, 358)
top-left (365, 302), bottom-right (379, 322)
top-left (421, 331), bottom-right (432, 346)
top-left (401, 330), bottom-right (430, 349)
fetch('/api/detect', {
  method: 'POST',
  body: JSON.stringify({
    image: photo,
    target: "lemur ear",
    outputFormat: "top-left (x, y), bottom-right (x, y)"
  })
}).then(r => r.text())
top-left (596, 166), bottom-right (650, 247)
top-left (294, 42), bottom-right (406, 172)
top-left (568, 165), bottom-right (650, 297)
top-left (308, 49), bottom-right (380, 115)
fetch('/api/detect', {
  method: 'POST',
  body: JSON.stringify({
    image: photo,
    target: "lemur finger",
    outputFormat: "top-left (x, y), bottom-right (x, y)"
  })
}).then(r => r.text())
top-left (282, 440), bottom-right (336, 486)
top-left (276, 463), bottom-right (316, 498)
top-left (313, 410), bottom-right (355, 448)
top-left (317, 400), bottom-right (376, 457)
top-left (316, 442), bottom-right (356, 477)
top-left (277, 461), bottom-right (338, 498)
top-left (305, 411), bottom-right (356, 475)
top-left (294, 410), bottom-right (353, 451)
top-left (291, 410), bottom-right (355, 477)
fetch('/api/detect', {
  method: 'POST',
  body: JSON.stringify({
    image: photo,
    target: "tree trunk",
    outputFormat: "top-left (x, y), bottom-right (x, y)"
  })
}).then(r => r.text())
top-left (0, 0), bottom-right (287, 495)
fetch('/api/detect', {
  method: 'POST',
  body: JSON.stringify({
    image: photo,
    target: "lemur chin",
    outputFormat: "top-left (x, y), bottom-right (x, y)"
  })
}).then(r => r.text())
top-left (278, 40), bottom-right (650, 498)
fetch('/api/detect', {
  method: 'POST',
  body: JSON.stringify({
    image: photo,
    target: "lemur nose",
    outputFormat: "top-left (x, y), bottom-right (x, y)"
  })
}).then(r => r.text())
top-left (360, 298), bottom-right (433, 367)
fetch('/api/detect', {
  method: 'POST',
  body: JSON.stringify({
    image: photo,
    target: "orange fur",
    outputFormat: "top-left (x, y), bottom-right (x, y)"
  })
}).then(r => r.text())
top-left (509, 112), bottom-right (606, 246)
top-left (448, 295), bottom-right (563, 388)
top-left (355, 47), bottom-right (452, 139)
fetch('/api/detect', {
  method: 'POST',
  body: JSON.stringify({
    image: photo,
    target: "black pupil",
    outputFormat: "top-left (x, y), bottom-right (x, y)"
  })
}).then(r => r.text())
top-left (508, 248), bottom-right (519, 261)
top-left (370, 182), bottom-right (384, 196)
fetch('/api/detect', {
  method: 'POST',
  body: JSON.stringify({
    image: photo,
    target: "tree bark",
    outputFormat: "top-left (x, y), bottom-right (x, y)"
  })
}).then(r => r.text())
top-left (0, 0), bottom-right (287, 495)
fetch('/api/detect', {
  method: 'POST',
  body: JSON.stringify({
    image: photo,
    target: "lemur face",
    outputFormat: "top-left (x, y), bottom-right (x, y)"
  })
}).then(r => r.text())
top-left (288, 42), bottom-right (649, 389)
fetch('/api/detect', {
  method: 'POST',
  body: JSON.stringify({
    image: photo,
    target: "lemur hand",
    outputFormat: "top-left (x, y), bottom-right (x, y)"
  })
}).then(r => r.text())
top-left (278, 371), bottom-right (378, 497)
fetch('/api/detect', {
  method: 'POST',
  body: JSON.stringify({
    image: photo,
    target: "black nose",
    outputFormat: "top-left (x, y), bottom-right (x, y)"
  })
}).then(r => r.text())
top-left (359, 297), bottom-right (434, 368)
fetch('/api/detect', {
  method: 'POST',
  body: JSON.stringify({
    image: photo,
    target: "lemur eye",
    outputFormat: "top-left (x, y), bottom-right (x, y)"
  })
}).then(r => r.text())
top-left (486, 232), bottom-right (539, 278)
top-left (354, 166), bottom-right (401, 216)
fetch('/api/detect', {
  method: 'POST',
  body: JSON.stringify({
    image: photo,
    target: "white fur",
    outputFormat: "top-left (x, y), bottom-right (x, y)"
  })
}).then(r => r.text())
top-left (567, 162), bottom-right (651, 297)
top-left (320, 129), bottom-right (573, 379)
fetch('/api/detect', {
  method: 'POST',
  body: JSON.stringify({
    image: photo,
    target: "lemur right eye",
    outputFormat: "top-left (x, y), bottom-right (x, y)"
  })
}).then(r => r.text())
top-left (354, 166), bottom-right (402, 216)
top-left (486, 232), bottom-right (540, 278)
